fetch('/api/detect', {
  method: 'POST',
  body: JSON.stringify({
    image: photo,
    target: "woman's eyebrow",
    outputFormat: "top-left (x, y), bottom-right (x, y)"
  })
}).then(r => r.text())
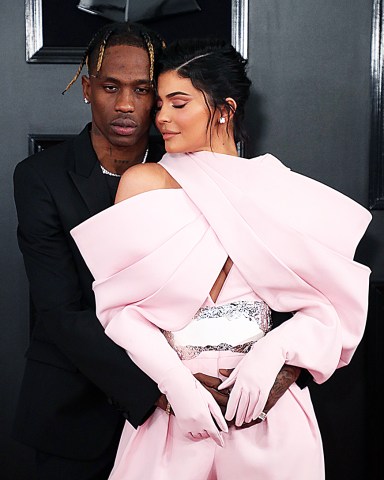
top-left (166, 91), bottom-right (192, 98)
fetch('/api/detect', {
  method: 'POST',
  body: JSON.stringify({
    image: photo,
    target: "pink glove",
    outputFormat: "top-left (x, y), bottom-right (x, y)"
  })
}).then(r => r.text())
top-left (219, 335), bottom-right (286, 426)
top-left (158, 364), bottom-right (228, 446)
top-left (102, 307), bottom-right (227, 446)
top-left (218, 304), bottom-right (344, 426)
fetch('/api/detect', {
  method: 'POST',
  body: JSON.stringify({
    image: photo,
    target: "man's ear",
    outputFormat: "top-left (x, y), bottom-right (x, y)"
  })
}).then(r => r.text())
top-left (82, 75), bottom-right (91, 102)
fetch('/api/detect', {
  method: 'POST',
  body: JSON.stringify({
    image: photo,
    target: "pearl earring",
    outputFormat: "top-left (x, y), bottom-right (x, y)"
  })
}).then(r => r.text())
top-left (84, 98), bottom-right (90, 104)
top-left (219, 117), bottom-right (226, 124)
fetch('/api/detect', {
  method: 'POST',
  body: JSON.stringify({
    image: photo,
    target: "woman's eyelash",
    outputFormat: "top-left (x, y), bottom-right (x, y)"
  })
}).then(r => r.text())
top-left (172, 104), bottom-right (186, 109)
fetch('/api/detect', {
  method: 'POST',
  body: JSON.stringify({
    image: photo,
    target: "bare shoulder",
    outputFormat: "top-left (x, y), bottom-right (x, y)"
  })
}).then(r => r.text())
top-left (115, 163), bottom-right (180, 203)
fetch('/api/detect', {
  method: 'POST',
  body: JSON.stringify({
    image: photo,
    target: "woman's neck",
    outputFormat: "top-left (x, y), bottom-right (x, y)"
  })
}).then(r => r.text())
top-left (204, 136), bottom-right (239, 157)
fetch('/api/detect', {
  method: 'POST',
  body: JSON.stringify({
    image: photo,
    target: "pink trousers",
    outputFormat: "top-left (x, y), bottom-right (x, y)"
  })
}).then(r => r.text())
top-left (109, 351), bottom-right (324, 480)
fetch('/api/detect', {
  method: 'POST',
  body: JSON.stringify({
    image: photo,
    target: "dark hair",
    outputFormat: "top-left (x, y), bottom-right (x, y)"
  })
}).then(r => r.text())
top-left (62, 21), bottom-right (165, 94)
top-left (155, 38), bottom-right (251, 143)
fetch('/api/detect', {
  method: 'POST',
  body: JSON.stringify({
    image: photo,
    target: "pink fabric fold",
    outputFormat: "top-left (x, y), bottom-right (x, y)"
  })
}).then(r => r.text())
top-left (71, 151), bottom-right (371, 386)
top-left (159, 152), bottom-right (371, 381)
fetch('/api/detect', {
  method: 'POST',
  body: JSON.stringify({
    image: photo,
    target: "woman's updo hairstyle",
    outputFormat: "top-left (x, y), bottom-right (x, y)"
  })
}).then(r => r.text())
top-left (155, 37), bottom-right (251, 143)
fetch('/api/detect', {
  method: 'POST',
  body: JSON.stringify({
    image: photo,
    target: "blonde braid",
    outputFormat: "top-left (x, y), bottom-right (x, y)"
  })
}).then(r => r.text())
top-left (142, 32), bottom-right (155, 83)
top-left (62, 23), bottom-right (165, 95)
top-left (61, 53), bottom-right (88, 95)
top-left (62, 26), bottom-right (107, 95)
top-left (96, 29), bottom-right (113, 73)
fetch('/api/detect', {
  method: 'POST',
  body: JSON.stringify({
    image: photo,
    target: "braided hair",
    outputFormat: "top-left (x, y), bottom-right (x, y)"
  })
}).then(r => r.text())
top-left (62, 21), bottom-right (165, 95)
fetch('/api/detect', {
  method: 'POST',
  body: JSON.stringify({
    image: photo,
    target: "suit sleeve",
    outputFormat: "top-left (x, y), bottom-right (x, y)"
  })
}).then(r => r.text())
top-left (13, 161), bottom-right (160, 427)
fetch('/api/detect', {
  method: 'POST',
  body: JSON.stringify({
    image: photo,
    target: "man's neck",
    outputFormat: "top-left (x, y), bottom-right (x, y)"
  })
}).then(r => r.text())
top-left (91, 130), bottom-right (149, 176)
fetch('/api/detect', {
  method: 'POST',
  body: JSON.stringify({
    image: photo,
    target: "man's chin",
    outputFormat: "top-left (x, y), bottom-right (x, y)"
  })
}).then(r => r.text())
top-left (109, 134), bottom-right (140, 148)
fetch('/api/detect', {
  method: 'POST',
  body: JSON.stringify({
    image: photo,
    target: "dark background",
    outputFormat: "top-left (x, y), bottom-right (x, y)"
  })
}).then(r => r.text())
top-left (37, 0), bottom-right (231, 58)
top-left (0, 1), bottom-right (382, 479)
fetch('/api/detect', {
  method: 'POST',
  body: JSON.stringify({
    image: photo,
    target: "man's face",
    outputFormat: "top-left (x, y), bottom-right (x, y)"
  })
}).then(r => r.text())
top-left (82, 45), bottom-right (154, 149)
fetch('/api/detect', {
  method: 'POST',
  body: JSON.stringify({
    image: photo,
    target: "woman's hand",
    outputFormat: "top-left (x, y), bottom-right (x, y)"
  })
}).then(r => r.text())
top-left (158, 365), bottom-right (228, 446)
top-left (219, 364), bottom-right (301, 427)
top-left (157, 366), bottom-right (300, 429)
top-left (218, 337), bottom-right (287, 426)
top-left (195, 366), bottom-right (300, 428)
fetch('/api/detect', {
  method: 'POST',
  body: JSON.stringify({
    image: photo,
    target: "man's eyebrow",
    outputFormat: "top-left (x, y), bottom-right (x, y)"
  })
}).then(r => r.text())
top-left (132, 78), bottom-right (152, 85)
top-left (90, 74), bottom-right (151, 85)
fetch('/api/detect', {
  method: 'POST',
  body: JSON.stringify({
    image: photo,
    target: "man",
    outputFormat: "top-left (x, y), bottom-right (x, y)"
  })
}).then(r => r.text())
top-left (13, 21), bottom-right (304, 480)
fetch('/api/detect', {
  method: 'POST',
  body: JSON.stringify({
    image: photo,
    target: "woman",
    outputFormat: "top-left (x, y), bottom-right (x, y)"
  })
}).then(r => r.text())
top-left (71, 38), bottom-right (371, 479)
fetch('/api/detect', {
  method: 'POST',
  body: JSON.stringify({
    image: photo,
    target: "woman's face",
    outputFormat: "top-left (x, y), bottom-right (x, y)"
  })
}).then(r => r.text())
top-left (155, 71), bottom-right (216, 153)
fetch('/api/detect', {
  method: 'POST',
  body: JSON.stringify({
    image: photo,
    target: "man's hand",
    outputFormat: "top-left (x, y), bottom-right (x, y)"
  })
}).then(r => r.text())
top-left (193, 372), bottom-right (231, 412)
top-left (155, 372), bottom-right (230, 415)
top-left (155, 393), bottom-right (170, 412)
top-left (219, 364), bottom-right (301, 428)
top-left (156, 365), bottom-right (301, 429)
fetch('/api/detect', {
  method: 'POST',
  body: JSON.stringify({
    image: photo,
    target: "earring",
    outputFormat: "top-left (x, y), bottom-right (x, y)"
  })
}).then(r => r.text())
top-left (219, 117), bottom-right (226, 124)
top-left (84, 98), bottom-right (90, 104)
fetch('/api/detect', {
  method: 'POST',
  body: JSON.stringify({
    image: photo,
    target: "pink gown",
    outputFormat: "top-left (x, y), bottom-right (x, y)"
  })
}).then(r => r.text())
top-left (71, 152), bottom-right (371, 480)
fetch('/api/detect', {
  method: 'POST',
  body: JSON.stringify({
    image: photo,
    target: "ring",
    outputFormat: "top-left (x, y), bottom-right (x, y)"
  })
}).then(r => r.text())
top-left (257, 411), bottom-right (268, 422)
top-left (165, 401), bottom-right (171, 415)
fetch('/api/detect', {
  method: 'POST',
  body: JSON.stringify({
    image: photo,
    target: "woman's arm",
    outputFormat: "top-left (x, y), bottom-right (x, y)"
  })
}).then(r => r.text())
top-left (101, 304), bottom-right (227, 445)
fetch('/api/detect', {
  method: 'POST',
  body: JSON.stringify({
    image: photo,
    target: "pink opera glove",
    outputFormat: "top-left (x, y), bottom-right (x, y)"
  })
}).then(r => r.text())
top-left (158, 364), bottom-right (228, 446)
top-left (218, 336), bottom-right (286, 426)
top-left (102, 307), bottom-right (227, 445)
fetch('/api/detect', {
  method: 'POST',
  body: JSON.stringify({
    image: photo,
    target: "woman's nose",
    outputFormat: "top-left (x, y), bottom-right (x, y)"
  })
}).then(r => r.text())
top-left (156, 106), bottom-right (170, 124)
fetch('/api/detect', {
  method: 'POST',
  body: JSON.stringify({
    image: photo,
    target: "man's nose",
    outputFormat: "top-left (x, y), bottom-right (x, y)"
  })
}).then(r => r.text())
top-left (115, 90), bottom-right (135, 112)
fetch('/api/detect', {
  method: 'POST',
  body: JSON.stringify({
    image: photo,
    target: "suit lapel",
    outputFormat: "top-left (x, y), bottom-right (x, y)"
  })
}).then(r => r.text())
top-left (68, 125), bottom-right (112, 216)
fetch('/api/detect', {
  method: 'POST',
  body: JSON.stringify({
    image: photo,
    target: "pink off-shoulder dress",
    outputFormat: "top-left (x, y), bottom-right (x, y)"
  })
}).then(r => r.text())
top-left (71, 152), bottom-right (371, 480)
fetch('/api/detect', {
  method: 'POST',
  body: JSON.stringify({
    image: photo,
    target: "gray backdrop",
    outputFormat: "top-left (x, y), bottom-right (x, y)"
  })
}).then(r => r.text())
top-left (0, 1), bottom-right (381, 479)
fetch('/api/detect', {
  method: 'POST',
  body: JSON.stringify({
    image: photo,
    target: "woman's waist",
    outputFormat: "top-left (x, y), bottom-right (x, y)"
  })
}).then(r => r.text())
top-left (162, 299), bottom-right (272, 360)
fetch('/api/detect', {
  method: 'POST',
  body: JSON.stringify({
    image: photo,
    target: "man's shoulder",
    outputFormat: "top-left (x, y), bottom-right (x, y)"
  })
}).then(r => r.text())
top-left (18, 139), bottom-right (71, 168)
top-left (15, 125), bottom-right (90, 176)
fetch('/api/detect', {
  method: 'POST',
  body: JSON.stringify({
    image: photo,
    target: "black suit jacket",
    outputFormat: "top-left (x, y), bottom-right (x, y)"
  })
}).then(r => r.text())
top-left (13, 124), bottom-right (164, 460)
